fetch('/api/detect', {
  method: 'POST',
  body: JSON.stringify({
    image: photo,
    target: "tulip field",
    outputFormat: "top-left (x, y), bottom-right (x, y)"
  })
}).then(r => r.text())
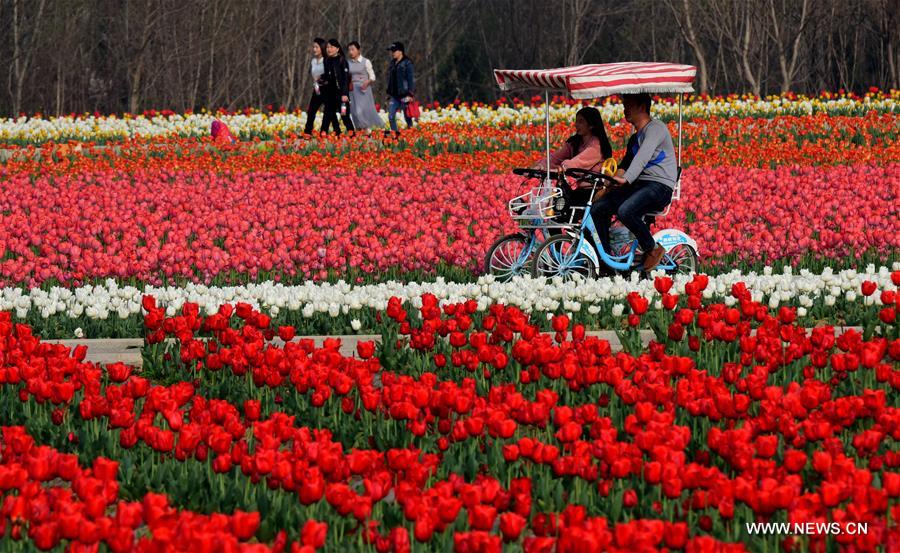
top-left (0, 91), bottom-right (899, 552)
top-left (2, 274), bottom-right (899, 552)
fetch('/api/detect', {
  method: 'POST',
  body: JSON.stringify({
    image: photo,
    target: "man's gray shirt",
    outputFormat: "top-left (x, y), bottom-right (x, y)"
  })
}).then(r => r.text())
top-left (620, 119), bottom-right (678, 188)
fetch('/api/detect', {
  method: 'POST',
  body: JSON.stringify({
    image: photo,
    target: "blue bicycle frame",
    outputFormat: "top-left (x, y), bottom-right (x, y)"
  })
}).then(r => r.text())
top-left (512, 230), bottom-right (539, 270)
top-left (558, 190), bottom-right (678, 273)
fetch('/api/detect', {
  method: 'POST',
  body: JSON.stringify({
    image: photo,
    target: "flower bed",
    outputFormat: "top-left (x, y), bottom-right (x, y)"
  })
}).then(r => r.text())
top-left (3, 265), bottom-right (898, 340)
top-left (1, 272), bottom-right (898, 551)
top-left (0, 102), bottom-right (896, 289)
top-left (0, 163), bottom-right (896, 288)
top-left (1, 91), bottom-right (897, 145)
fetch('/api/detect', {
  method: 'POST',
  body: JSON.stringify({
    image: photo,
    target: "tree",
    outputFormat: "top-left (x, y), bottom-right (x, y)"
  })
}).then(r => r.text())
top-left (0, 0), bottom-right (896, 115)
top-left (709, 0), bottom-right (768, 96)
top-left (560, 0), bottom-right (609, 66)
top-left (8, 0), bottom-right (47, 115)
top-left (874, 0), bottom-right (898, 89)
top-left (766, 0), bottom-right (810, 92)
top-left (665, 0), bottom-right (709, 94)
top-left (122, 0), bottom-right (162, 113)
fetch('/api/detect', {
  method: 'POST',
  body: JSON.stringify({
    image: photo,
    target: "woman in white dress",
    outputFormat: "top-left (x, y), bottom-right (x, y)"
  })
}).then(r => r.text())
top-left (346, 42), bottom-right (385, 130)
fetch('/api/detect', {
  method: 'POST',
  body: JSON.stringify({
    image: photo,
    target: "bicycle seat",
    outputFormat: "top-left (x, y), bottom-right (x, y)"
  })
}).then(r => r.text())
top-left (644, 176), bottom-right (681, 218)
top-left (644, 204), bottom-right (670, 219)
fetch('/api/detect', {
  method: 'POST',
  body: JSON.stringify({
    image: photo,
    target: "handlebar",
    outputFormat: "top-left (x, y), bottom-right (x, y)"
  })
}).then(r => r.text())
top-left (513, 168), bottom-right (561, 180)
top-left (564, 168), bottom-right (618, 184)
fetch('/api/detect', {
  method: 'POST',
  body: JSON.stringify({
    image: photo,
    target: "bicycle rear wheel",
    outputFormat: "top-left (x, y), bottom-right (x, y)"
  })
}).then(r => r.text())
top-left (531, 234), bottom-right (597, 280)
top-left (664, 244), bottom-right (699, 275)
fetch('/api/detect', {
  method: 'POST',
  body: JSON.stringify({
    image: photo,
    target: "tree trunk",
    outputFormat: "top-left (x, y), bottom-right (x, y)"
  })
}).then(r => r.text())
top-left (11, 0), bottom-right (48, 115)
top-left (127, 2), bottom-right (159, 114)
top-left (739, 3), bottom-right (760, 95)
top-left (768, 0), bottom-right (809, 92)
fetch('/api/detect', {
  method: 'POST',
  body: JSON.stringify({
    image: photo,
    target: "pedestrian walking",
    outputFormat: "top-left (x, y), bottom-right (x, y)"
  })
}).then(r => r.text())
top-left (346, 41), bottom-right (384, 130)
top-left (303, 38), bottom-right (327, 135)
top-left (320, 39), bottom-right (355, 136)
top-left (385, 41), bottom-right (415, 134)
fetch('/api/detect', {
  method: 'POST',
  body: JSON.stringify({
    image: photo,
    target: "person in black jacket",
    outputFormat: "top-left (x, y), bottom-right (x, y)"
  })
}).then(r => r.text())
top-left (320, 39), bottom-right (355, 135)
top-left (303, 38), bottom-right (327, 136)
top-left (386, 41), bottom-right (415, 134)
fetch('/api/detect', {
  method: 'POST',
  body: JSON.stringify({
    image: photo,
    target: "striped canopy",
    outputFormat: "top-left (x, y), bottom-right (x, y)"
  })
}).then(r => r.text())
top-left (494, 62), bottom-right (696, 99)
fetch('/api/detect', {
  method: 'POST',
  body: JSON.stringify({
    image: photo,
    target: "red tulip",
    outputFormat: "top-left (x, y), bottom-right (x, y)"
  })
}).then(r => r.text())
top-left (243, 399), bottom-right (261, 421)
top-left (231, 510), bottom-right (260, 540)
top-left (551, 314), bottom-right (569, 333)
top-left (357, 341), bottom-right (376, 359)
top-left (627, 292), bottom-right (649, 315)
top-left (499, 512), bottom-right (526, 541)
top-left (301, 520), bottom-right (328, 549)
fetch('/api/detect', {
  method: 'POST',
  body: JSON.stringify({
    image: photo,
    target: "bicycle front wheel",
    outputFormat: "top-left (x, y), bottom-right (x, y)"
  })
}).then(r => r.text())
top-left (485, 233), bottom-right (532, 282)
top-left (531, 234), bottom-right (597, 280)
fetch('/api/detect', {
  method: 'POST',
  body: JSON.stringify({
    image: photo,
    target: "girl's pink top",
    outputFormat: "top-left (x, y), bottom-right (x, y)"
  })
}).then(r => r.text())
top-left (540, 135), bottom-right (604, 170)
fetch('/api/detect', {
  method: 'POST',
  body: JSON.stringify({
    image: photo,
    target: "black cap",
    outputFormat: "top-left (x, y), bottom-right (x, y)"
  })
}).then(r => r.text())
top-left (387, 41), bottom-right (404, 52)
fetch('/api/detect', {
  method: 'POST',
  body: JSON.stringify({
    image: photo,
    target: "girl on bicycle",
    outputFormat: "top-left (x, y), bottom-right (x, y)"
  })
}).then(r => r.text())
top-left (532, 106), bottom-right (613, 205)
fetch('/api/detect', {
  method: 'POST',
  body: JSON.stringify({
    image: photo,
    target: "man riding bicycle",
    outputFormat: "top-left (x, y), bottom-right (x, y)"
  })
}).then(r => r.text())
top-left (591, 93), bottom-right (678, 272)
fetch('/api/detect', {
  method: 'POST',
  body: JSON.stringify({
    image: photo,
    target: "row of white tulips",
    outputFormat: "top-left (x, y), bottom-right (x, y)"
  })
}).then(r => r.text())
top-left (1, 94), bottom-right (896, 144)
top-left (3, 265), bottom-right (897, 327)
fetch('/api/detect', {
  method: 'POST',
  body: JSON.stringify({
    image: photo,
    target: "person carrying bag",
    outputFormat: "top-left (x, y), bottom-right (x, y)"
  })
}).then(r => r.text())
top-left (385, 41), bottom-right (415, 135)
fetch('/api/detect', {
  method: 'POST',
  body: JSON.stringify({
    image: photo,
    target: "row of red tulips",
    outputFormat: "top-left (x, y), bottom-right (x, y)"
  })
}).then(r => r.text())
top-left (2, 273), bottom-right (898, 550)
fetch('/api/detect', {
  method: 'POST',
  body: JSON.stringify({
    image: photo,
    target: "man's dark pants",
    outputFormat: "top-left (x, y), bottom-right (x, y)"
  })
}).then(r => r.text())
top-left (590, 180), bottom-right (672, 254)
